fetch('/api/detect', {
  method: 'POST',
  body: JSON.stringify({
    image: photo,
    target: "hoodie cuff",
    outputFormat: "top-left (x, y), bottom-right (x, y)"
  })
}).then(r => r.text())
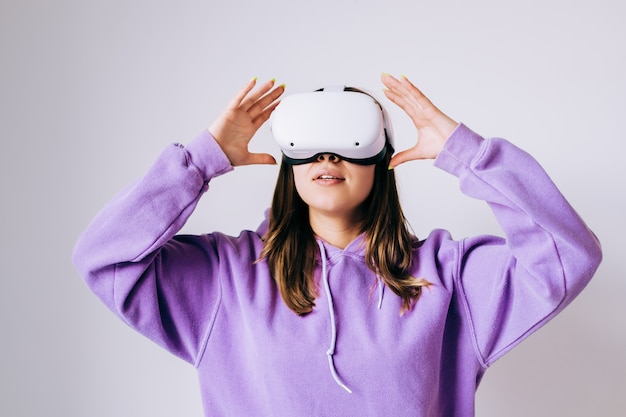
top-left (183, 130), bottom-right (234, 180)
top-left (433, 123), bottom-right (486, 177)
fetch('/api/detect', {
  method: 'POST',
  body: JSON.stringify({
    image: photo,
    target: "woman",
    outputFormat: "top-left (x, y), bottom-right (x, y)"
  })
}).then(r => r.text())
top-left (73, 74), bottom-right (602, 416)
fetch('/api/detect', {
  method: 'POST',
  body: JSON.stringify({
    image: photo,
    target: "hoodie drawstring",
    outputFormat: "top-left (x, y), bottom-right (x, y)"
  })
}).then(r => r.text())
top-left (317, 240), bottom-right (353, 394)
top-left (377, 277), bottom-right (384, 309)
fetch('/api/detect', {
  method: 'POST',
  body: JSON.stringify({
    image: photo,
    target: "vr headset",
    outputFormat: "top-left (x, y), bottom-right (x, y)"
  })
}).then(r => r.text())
top-left (269, 85), bottom-right (394, 165)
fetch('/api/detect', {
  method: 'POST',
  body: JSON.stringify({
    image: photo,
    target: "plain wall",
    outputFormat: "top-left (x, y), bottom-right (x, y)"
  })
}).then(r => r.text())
top-left (1, 0), bottom-right (624, 415)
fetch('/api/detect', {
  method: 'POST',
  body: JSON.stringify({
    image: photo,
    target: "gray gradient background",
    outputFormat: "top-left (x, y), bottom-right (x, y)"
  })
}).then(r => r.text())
top-left (1, 0), bottom-right (625, 416)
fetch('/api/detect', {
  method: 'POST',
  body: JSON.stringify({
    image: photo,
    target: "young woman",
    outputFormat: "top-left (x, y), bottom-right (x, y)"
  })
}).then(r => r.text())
top-left (73, 74), bottom-right (602, 416)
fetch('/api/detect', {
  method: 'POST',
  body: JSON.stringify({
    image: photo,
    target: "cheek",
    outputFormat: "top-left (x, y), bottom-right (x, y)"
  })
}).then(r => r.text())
top-left (354, 166), bottom-right (376, 199)
top-left (291, 166), bottom-right (310, 200)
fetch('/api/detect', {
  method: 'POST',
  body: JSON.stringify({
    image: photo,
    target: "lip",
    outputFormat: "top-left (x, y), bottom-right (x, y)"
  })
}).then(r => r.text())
top-left (312, 168), bottom-right (345, 184)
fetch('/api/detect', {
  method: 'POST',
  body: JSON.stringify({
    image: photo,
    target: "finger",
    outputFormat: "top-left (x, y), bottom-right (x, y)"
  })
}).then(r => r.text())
top-left (382, 75), bottom-right (419, 113)
top-left (252, 99), bottom-right (282, 129)
top-left (384, 77), bottom-right (440, 127)
top-left (384, 74), bottom-right (422, 99)
top-left (383, 74), bottom-right (429, 112)
top-left (249, 84), bottom-right (285, 120)
top-left (382, 87), bottom-right (404, 107)
top-left (382, 73), bottom-right (412, 98)
top-left (241, 152), bottom-right (277, 166)
top-left (227, 77), bottom-right (258, 109)
top-left (389, 148), bottom-right (421, 169)
top-left (398, 76), bottom-right (440, 117)
top-left (381, 72), bottom-right (400, 87)
top-left (240, 78), bottom-right (276, 111)
top-left (398, 75), bottom-right (424, 97)
top-left (383, 86), bottom-right (414, 115)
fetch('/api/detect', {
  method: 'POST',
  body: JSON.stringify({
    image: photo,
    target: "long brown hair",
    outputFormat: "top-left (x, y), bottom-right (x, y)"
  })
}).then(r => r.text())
top-left (259, 148), bottom-right (430, 315)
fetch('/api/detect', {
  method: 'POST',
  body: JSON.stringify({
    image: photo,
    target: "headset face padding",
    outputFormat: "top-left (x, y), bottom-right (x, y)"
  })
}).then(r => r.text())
top-left (270, 87), bottom-right (393, 165)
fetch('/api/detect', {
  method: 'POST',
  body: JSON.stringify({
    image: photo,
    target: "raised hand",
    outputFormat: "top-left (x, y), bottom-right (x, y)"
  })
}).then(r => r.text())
top-left (381, 74), bottom-right (458, 168)
top-left (209, 78), bottom-right (285, 166)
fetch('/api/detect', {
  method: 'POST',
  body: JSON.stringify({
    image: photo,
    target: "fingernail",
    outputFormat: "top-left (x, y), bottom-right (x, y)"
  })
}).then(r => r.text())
top-left (388, 165), bottom-right (394, 171)
top-left (381, 72), bottom-right (390, 77)
top-left (271, 78), bottom-right (276, 83)
top-left (251, 76), bottom-right (258, 81)
top-left (400, 74), bottom-right (407, 79)
top-left (279, 83), bottom-right (286, 88)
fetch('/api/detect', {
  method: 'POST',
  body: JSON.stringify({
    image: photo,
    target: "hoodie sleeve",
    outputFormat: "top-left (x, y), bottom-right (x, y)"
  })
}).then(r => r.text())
top-left (434, 124), bottom-right (602, 368)
top-left (72, 130), bottom-right (234, 365)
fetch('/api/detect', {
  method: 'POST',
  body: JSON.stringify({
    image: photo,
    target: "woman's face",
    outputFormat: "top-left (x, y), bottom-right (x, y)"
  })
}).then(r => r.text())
top-left (292, 154), bottom-right (376, 221)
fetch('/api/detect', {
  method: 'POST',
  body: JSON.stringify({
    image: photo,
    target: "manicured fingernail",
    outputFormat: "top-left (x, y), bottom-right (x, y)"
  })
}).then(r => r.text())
top-left (381, 72), bottom-right (390, 77)
top-left (279, 83), bottom-right (286, 88)
top-left (400, 74), bottom-right (407, 79)
top-left (271, 78), bottom-right (276, 83)
top-left (388, 165), bottom-right (394, 170)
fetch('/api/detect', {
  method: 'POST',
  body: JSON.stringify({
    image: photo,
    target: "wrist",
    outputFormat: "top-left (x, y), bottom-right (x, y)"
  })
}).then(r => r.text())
top-left (436, 116), bottom-right (459, 143)
top-left (185, 130), bottom-right (234, 177)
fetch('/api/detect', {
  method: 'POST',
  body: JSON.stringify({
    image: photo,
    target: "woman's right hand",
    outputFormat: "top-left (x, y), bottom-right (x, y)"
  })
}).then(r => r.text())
top-left (209, 78), bottom-right (285, 166)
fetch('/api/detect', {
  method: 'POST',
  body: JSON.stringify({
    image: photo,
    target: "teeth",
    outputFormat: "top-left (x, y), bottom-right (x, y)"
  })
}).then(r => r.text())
top-left (319, 175), bottom-right (337, 179)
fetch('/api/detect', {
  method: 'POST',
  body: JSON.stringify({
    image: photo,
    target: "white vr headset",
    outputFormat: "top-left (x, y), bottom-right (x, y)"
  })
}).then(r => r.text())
top-left (269, 85), bottom-right (394, 165)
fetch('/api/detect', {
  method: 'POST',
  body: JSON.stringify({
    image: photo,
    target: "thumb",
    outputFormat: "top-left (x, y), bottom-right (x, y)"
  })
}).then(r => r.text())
top-left (388, 148), bottom-right (419, 169)
top-left (241, 152), bottom-right (277, 166)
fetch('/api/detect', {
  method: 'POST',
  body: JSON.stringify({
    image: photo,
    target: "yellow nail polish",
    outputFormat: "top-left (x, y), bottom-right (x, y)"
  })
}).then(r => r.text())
top-left (381, 72), bottom-right (390, 77)
top-left (271, 78), bottom-right (276, 83)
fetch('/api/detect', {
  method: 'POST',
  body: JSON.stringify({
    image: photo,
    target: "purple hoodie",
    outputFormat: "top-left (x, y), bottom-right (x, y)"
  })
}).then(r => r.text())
top-left (72, 123), bottom-right (601, 416)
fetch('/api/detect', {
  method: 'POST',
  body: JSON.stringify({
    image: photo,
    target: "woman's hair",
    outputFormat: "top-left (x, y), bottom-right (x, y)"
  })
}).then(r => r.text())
top-left (259, 145), bottom-right (430, 316)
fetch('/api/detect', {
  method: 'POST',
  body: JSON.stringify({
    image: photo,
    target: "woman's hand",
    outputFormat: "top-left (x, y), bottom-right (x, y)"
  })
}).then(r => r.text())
top-left (381, 74), bottom-right (458, 168)
top-left (209, 78), bottom-right (285, 166)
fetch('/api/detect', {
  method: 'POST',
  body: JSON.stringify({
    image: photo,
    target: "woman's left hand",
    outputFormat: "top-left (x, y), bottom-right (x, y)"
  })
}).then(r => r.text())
top-left (382, 74), bottom-right (458, 168)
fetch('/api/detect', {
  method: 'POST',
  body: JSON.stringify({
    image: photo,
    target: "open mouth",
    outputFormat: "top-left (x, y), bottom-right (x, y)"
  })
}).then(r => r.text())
top-left (313, 173), bottom-right (345, 183)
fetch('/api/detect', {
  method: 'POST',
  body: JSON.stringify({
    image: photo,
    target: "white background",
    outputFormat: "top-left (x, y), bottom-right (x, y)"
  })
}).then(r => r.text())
top-left (1, 0), bottom-right (624, 415)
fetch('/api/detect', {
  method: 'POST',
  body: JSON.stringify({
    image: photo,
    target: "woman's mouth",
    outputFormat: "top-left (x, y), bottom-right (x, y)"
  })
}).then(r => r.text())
top-left (314, 173), bottom-right (344, 184)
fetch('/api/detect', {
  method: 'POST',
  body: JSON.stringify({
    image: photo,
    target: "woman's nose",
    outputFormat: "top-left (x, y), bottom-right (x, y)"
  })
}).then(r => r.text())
top-left (316, 153), bottom-right (341, 163)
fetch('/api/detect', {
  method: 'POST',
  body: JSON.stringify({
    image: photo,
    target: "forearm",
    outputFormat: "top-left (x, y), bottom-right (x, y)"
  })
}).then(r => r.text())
top-left (436, 123), bottom-right (601, 289)
top-left (72, 130), bottom-right (233, 301)
top-left (434, 124), bottom-right (602, 363)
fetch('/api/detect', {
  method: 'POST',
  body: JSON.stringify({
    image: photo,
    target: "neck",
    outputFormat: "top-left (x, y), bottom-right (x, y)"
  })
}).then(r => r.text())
top-left (309, 210), bottom-right (363, 249)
